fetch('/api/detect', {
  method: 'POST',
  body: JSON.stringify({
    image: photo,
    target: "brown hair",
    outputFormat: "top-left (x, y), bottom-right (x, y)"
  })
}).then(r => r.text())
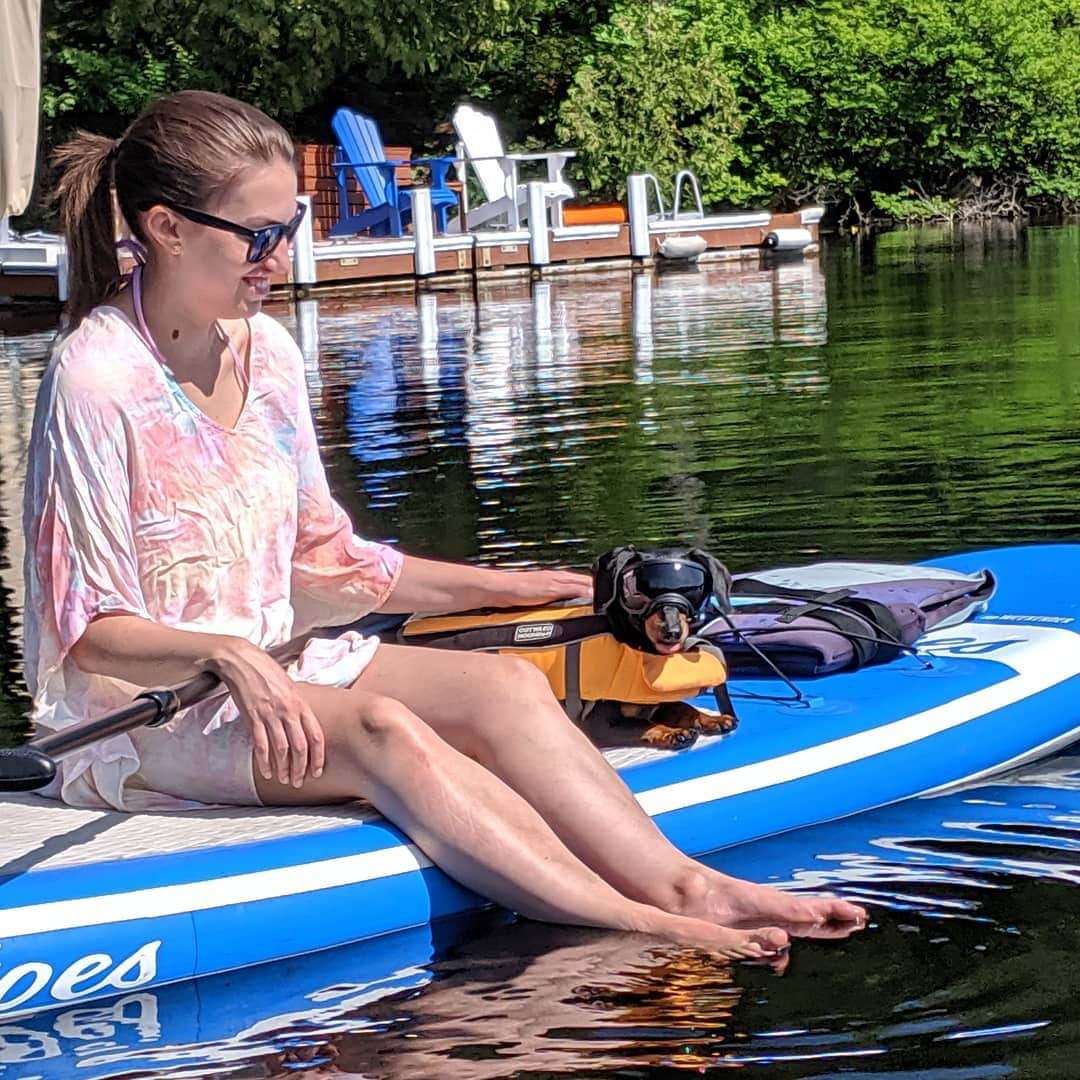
top-left (52, 90), bottom-right (296, 325)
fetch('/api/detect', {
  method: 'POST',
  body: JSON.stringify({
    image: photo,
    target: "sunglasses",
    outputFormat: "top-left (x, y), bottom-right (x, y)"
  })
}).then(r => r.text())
top-left (620, 560), bottom-right (709, 615)
top-left (164, 200), bottom-right (307, 263)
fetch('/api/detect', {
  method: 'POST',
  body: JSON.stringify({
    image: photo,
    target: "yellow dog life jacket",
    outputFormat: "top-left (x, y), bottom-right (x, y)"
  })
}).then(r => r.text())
top-left (398, 604), bottom-right (730, 719)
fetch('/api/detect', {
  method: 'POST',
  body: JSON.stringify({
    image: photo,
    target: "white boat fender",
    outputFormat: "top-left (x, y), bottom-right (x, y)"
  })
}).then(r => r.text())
top-left (762, 227), bottom-right (812, 251)
top-left (657, 234), bottom-right (708, 260)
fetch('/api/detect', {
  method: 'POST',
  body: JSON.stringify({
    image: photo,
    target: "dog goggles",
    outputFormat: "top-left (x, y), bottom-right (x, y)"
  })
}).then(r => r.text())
top-left (163, 200), bottom-right (307, 263)
top-left (619, 559), bottom-right (710, 616)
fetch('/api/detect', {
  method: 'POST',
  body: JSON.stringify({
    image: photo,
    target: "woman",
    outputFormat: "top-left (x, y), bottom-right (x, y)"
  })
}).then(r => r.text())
top-left (25, 90), bottom-right (864, 959)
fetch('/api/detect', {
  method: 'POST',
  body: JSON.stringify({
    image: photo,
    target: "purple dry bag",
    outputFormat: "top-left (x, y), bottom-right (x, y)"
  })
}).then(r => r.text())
top-left (700, 561), bottom-right (996, 677)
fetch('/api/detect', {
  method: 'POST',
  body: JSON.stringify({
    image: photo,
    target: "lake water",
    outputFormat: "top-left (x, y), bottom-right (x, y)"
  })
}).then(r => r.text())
top-left (0, 225), bottom-right (1078, 1077)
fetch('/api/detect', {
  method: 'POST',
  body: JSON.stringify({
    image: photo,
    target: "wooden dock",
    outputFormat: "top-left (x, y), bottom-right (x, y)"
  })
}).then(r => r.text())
top-left (0, 183), bottom-right (822, 304)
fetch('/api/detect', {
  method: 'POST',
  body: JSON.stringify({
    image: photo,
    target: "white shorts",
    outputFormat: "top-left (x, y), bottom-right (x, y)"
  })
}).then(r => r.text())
top-left (121, 631), bottom-right (381, 809)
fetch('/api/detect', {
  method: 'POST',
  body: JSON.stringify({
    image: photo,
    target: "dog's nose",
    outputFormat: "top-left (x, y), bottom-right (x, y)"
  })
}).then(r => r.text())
top-left (658, 612), bottom-right (685, 642)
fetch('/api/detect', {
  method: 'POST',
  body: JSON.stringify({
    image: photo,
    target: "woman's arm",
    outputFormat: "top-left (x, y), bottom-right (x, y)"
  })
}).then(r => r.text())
top-left (71, 614), bottom-right (324, 788)
top-left (284, 341), bottom-right (590, 620)
top-left (376, 555), bottom-right (593, 614)
top-left (71, 612), bottom-right (245, 686)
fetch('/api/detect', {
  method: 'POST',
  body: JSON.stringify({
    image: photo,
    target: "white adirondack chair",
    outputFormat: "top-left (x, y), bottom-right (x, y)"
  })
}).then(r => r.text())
top-left (451, 103), bottom-right (576, 231)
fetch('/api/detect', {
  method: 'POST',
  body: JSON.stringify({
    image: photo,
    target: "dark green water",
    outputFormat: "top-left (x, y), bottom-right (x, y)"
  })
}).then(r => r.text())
top-left (312, 223), bottom-right (1080, 575)
top-left (0, 225), bottom-right (1078, 1077)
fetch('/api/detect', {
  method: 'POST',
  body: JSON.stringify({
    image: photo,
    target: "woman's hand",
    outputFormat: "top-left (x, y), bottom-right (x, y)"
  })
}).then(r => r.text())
top-left (207, 638), bottom-right (325, 788)
top-left (492, 568), bottom-right (594, 608)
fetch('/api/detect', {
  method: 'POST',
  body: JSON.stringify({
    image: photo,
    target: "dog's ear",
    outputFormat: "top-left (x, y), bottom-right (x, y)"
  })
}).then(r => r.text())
top-left (592, 545), bottom-right (639, 615)
top-left (688, 549), bottom-right (733, 612)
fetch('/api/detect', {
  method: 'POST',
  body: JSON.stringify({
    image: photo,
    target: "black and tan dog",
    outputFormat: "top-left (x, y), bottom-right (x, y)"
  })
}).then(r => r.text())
top-left (395, 546), bottom-right (739, 751)
top-left (589, 546), bottom-right (738, 749)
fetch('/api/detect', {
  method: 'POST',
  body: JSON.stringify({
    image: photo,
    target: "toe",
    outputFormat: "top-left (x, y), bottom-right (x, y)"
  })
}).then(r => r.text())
top-left (825, 899), bottom-right (868, 924)
top-left (801, 896), bottom-right (867, 925)
top-left (754, 926), bottom-right (790, 953)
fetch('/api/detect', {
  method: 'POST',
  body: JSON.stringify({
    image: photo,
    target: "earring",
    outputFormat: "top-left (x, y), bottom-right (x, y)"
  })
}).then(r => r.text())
top-left (172, 245), bottom-right (182, 256)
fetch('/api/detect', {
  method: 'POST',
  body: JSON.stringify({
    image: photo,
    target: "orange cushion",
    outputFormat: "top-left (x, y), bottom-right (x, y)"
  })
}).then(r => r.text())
top-left (563, 203), bottom-right (627, 225)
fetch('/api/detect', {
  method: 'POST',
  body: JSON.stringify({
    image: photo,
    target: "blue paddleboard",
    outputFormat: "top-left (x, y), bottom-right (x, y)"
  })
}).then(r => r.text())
top-left (1, 545), bottom-right (1077, 1019)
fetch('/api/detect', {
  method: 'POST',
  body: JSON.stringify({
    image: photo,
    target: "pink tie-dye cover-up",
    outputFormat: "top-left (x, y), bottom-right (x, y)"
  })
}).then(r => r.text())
top-left (22, 307), bottom-right (403, 810)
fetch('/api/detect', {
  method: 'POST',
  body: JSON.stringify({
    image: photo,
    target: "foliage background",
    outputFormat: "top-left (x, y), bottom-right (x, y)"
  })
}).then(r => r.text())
top-left (21, 0), bottom-right (1080, 224)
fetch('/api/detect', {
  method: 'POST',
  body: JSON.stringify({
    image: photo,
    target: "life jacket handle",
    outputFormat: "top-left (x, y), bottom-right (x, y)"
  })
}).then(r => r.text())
top-left (399, 612), bottom-right (611, 652)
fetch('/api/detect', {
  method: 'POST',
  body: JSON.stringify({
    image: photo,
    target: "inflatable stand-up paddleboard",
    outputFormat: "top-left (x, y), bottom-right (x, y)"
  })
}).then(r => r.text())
top-left (6, 756), bottom-right (1077, 1080)
top-left (1, 545), bottom-right (1078, 1019)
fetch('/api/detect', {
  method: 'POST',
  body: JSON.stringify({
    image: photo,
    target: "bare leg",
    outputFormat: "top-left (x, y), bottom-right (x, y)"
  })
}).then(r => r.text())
top-left (255, 681), bottom-right (787, 959)
top-left (356, 645), bottom-right (866, 930)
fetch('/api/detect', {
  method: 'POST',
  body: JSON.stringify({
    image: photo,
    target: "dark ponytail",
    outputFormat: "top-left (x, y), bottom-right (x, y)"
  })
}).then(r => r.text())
top-left (52, 133), bottom-right (122, 327)
top-left (52, 91), bottom-right (295, 329)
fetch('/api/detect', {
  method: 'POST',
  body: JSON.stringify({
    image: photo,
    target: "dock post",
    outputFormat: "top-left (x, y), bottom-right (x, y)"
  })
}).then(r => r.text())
top-left (412, 188), bottom-right (436, 281)
top-left (56, 245), bottom-right (69, 304)
top-left (532, 280), bottom-right (553, 366)
top-left (526, 182), bottom-right (550, 272)
top-left (292, 195), bottom-right (316, 291)
top-left (296, 297), bottom-right (320, 362)
top-left (631, 272), bottom-right (654, 378)
top-left (627, 174), bottom-right (651, 261)
top-left (417, 292), bottom-right (439, 361)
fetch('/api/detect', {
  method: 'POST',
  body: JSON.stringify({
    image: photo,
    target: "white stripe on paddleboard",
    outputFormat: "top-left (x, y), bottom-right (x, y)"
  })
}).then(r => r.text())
top-left (3, 843), bottom-right (433, 938)
top-left (5, 624), bottom-right (1078, 938)
top-left (637, 624), bottom-right (1080, 816)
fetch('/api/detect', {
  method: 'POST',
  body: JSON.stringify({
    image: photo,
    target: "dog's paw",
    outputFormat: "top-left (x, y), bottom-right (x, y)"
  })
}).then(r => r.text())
top-left (696, 710), bottom-right (739, 736)
top-left (650, 701), bottom-right (700, 729)
top-left (642, 724), bottom-right (700, 750)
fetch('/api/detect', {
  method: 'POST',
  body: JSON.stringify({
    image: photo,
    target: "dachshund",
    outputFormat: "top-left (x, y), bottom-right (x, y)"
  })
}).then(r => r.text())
top-left (590, 546), bottom-right (738, 750)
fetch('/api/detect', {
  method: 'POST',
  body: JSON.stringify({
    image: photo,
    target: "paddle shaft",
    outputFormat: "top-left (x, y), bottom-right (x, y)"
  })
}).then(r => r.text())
top-left (0, 613), bottom-right (411, 792)
top-left (27, 634), bottom-right (308, 762)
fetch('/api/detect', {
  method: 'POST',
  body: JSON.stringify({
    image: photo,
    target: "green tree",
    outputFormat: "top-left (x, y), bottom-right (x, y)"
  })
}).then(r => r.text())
top-left (42, 0), bottom-right (546, 129)
top-left (555, 0), bottom-right (1080, 215)
top-left (557, 2), bottom-right (742, 204)
top-left (25, 0), bottom-right (549, 224)
top-left (725, 0), bottom-right (1080, 216)
top-left (28, 0), bottom-right (1080, 224)
top-left (473, 1), bottom-right (616, 143)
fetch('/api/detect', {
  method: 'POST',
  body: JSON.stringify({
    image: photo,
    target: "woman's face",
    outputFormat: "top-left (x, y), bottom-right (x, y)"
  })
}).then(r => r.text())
top-left (146, 157), bottom-right (299, 321)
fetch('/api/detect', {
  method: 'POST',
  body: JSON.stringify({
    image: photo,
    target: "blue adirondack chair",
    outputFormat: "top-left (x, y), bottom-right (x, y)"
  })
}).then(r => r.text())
top-left (330, 108), bottom-right (459, 238)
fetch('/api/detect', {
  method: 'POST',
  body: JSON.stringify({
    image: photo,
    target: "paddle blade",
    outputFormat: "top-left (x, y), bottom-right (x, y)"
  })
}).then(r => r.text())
top-left (0, 746), bottom-right (57, 792)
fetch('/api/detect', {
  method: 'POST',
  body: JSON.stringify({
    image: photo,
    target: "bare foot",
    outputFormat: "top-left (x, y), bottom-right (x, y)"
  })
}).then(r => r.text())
top-left (681, 867), bottom-right (867, 932)
top-left (637, 905), bottom-right (790, 960)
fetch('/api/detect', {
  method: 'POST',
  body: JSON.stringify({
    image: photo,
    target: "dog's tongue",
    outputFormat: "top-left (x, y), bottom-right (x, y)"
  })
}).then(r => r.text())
top-left (653, 641), bottom-right (685, 655)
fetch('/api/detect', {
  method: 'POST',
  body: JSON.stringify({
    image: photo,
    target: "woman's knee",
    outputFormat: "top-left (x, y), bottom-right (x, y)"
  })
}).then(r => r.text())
top-left (454, 655), bottom-right (574, 761)
top-left (489, 654), bottom-right (561, 706)
top-left (335, 693), bottom-right (432, 768)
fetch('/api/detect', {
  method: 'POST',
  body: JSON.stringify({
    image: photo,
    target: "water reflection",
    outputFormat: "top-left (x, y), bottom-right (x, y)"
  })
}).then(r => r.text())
top-left (0, 320), bottom-right (48, 744)
top-left (301, 259), bottom-right (831, 566)
top-left (301, 234), bottom-right (1079, 574)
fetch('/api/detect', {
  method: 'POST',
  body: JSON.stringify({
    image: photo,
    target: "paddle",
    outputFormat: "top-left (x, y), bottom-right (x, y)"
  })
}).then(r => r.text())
top-left (0, 613), bottom-right (408, 794)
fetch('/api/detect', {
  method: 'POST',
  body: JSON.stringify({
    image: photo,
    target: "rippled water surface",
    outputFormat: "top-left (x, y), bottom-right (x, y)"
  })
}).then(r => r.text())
top-left (0, 225), bottom-right (1078, 1077)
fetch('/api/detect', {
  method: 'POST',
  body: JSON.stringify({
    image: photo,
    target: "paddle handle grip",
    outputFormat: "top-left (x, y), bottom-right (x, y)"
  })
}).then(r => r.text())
top-left (31, 670), bottom-right (223, 758)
